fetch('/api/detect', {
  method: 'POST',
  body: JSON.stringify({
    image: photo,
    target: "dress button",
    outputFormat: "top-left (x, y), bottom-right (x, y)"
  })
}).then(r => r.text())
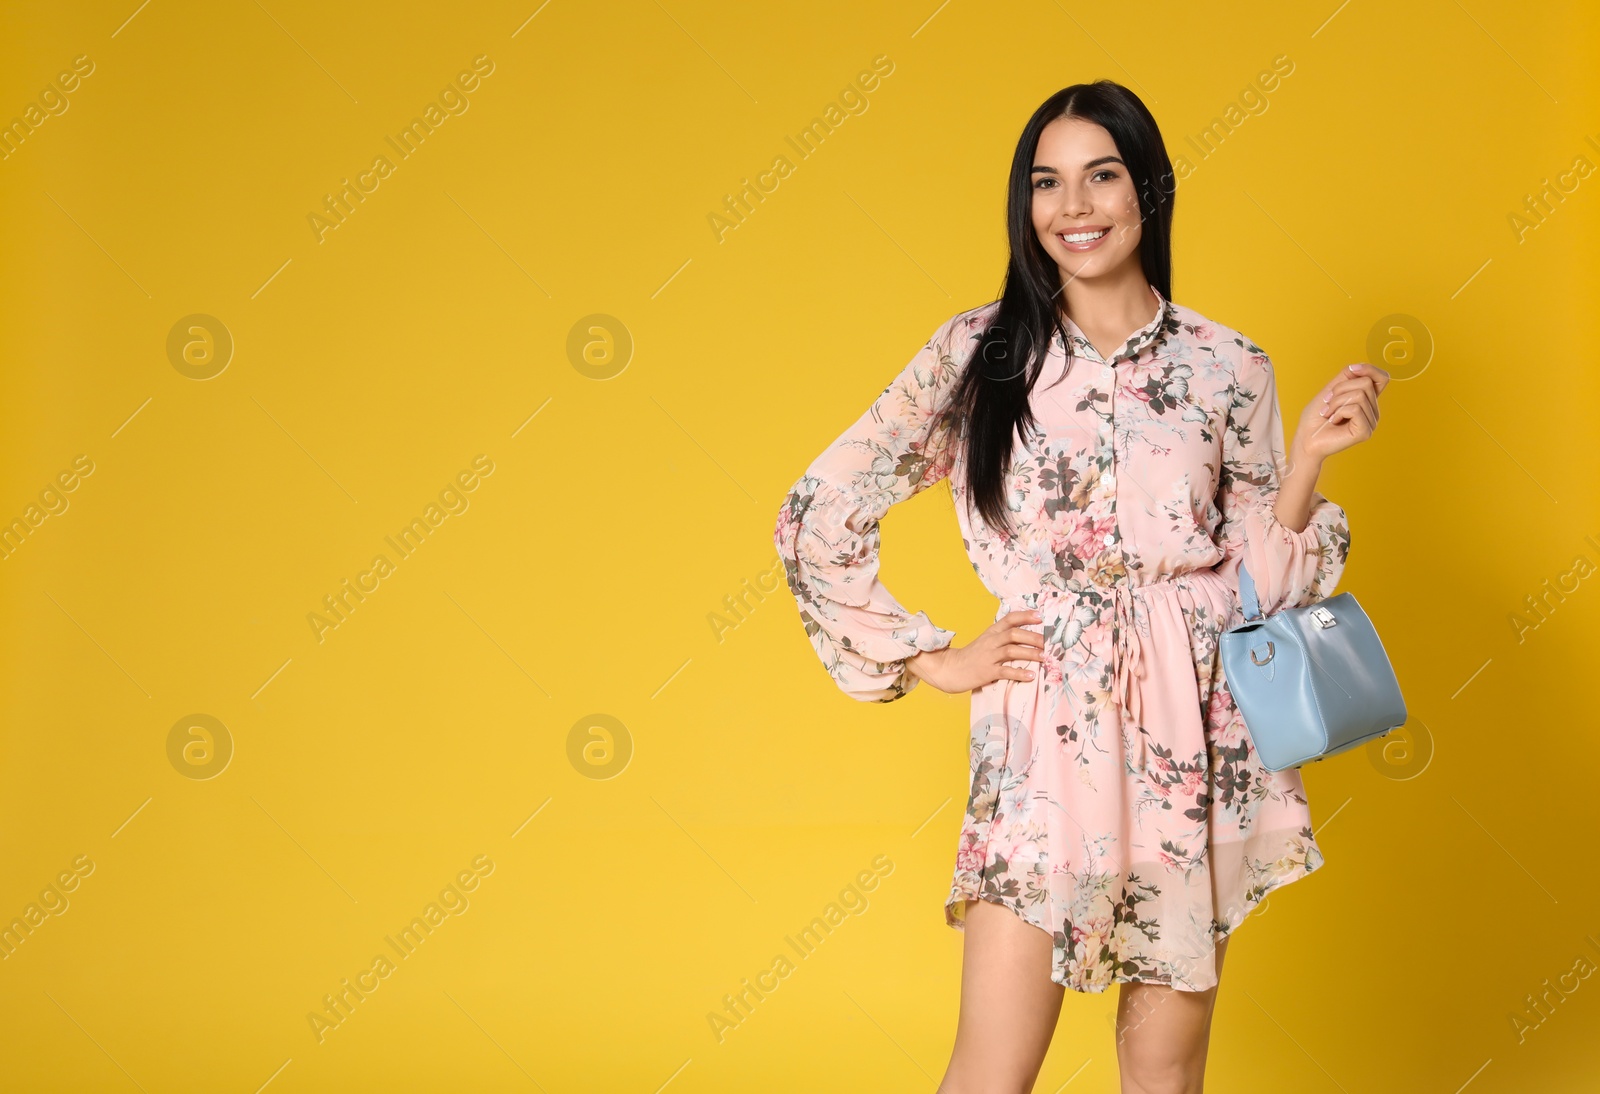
top-left (1103, 533), bottom-right (1116, 547)
top-left (1104, 475), bottom-right (1116, 490)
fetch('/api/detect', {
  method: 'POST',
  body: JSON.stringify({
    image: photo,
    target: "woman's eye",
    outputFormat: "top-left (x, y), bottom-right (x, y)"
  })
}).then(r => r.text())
top-left (1092, 170), bottom-right (1118, 182)
top-left (1034, 178), bottom-right (1056, 189)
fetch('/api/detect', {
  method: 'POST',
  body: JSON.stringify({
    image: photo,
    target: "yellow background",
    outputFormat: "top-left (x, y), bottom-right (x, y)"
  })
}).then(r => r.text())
top-left (1, 1), bottom-right (1596, 1090)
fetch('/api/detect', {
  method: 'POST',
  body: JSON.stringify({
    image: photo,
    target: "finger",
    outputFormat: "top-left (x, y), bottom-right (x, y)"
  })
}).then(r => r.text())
top-left (1326, 398), bottom-right (1376, 435)
top-left (1002, 642), bottom-right (1048, 662)
top-left (1360, 385), bottom-right (1380, 425)
top-left (1322, 387), bottom-right (1373, 419)
top-left (1349, 362), bottom-right (1392, 392)
top-left (1001, 609), bottom-right (1044, 625)
top-left (1000, 666), bottom-right (1038, 682)
top-left (1329, 388), bottom-right (1378, 423)
top-left (1317, 381), bottom-right (1356, 415)
top-left (1354, 397), bottom-right (1378, 433)
top-left (1324, 399), bottom-right (1360, 425)
top-left (1322, 375), bottom-right (1378, 405)
top-left (1008, 627), bottom-right (1047, 647)
top-left (1339, 375), bottom-right (1380, 397)
top-left (1320, 404), bottom-right (1366, 441)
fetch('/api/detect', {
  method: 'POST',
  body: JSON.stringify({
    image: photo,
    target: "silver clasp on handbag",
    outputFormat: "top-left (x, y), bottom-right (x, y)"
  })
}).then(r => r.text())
top-left (1310, 606), bottom-right (1338, 629)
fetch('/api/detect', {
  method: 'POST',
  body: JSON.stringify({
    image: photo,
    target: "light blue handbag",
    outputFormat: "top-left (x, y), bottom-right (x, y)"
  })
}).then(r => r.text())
top-left (1219, 565), bottom-right (1407, 773)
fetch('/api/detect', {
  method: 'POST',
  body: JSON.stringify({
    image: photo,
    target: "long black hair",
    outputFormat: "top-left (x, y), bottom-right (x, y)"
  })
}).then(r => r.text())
top-left (929, 81), bottom-right (1176, 539)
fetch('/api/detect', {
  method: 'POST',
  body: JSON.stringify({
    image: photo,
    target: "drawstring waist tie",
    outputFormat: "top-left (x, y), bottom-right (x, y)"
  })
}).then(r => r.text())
top-left (995, 571), bottom-right (1226, 776)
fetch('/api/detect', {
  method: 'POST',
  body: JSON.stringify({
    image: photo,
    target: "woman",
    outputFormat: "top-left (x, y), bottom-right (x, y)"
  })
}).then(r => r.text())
top-left (772, 81), bottom-right (1386, 1093)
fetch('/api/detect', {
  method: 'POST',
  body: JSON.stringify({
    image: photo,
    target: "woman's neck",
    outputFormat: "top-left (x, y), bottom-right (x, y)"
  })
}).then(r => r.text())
top-left (1060, 272), bottom-right (1159, 362)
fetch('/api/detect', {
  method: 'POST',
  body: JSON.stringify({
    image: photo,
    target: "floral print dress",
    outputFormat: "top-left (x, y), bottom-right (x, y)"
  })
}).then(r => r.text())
top-left (772, 286), bottom-right (1350, 993)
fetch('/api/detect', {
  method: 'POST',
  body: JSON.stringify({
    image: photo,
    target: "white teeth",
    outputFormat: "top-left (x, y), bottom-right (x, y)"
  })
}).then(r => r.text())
top-left (1061, 229), bottom-right (1108, 243)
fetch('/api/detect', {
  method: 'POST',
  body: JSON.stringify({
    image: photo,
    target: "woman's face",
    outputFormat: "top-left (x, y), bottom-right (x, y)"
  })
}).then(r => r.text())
top-left (1030, 116), bottom-right (1144, 287)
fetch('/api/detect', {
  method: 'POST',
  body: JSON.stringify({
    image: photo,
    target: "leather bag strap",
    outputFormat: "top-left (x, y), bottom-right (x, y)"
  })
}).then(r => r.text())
top-left (1238, 563), bottom-right (1264, 623)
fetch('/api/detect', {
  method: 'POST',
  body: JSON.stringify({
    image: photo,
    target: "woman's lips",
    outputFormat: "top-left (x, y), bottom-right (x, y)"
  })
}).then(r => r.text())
top-left (1057, 227), bottom-right (1110, 252)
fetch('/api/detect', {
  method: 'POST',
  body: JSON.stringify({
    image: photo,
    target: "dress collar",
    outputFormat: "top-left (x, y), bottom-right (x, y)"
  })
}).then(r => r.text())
top-left (1055, 285), bottom-right (1172, 365)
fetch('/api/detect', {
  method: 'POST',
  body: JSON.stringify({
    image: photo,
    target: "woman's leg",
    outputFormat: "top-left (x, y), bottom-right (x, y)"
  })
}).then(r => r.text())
top-left (1113, 935), bottom-right (1230, 1094)
top-left (936, 898), bottom-right (1066, 1094)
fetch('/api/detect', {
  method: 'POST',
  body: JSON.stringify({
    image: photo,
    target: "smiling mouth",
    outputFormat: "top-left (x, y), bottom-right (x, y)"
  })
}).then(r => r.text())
top-left (1049, 227), bottom-right (1113, 254)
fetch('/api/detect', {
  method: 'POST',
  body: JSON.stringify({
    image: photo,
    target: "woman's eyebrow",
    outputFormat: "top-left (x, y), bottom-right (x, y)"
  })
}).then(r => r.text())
top-left (1031, 156), bottom-right (1125, 174)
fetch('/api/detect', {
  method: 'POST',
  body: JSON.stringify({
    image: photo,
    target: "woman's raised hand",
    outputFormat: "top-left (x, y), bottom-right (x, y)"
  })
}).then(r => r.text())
top-left (1294, 361), bottom-right (1389, 463)
top-left (905, 610), bottom-right (1046, 694)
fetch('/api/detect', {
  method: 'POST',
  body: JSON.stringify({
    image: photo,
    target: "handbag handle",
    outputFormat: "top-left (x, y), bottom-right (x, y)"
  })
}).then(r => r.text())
top-left (1237, 563), bottom-right (1265, 623)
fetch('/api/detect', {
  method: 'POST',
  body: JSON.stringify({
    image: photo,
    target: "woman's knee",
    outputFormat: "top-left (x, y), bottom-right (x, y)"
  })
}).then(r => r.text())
top-left (936, 1058), bottom-right (1046, 1094)
top-left (1114, 983), bottom-right (1217, 1090)
top-left (1116, 1052), bottom-right (1202, 1094)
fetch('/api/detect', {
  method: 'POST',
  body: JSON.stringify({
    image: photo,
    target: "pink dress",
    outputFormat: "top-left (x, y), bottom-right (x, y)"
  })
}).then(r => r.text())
top-left (772, 287), bottom-right (1350, 993)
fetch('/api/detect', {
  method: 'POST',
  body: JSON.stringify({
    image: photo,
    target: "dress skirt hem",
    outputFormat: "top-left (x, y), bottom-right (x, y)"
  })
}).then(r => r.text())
top-left (942, 831), bottom-right (1326, 995)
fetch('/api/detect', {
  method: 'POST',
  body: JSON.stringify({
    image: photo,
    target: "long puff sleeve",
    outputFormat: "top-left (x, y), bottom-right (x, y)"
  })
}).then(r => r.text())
top-left (1213, 339), bottom-right (1351, 619)
top-left (772, 316), bottom-right (965, 702)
